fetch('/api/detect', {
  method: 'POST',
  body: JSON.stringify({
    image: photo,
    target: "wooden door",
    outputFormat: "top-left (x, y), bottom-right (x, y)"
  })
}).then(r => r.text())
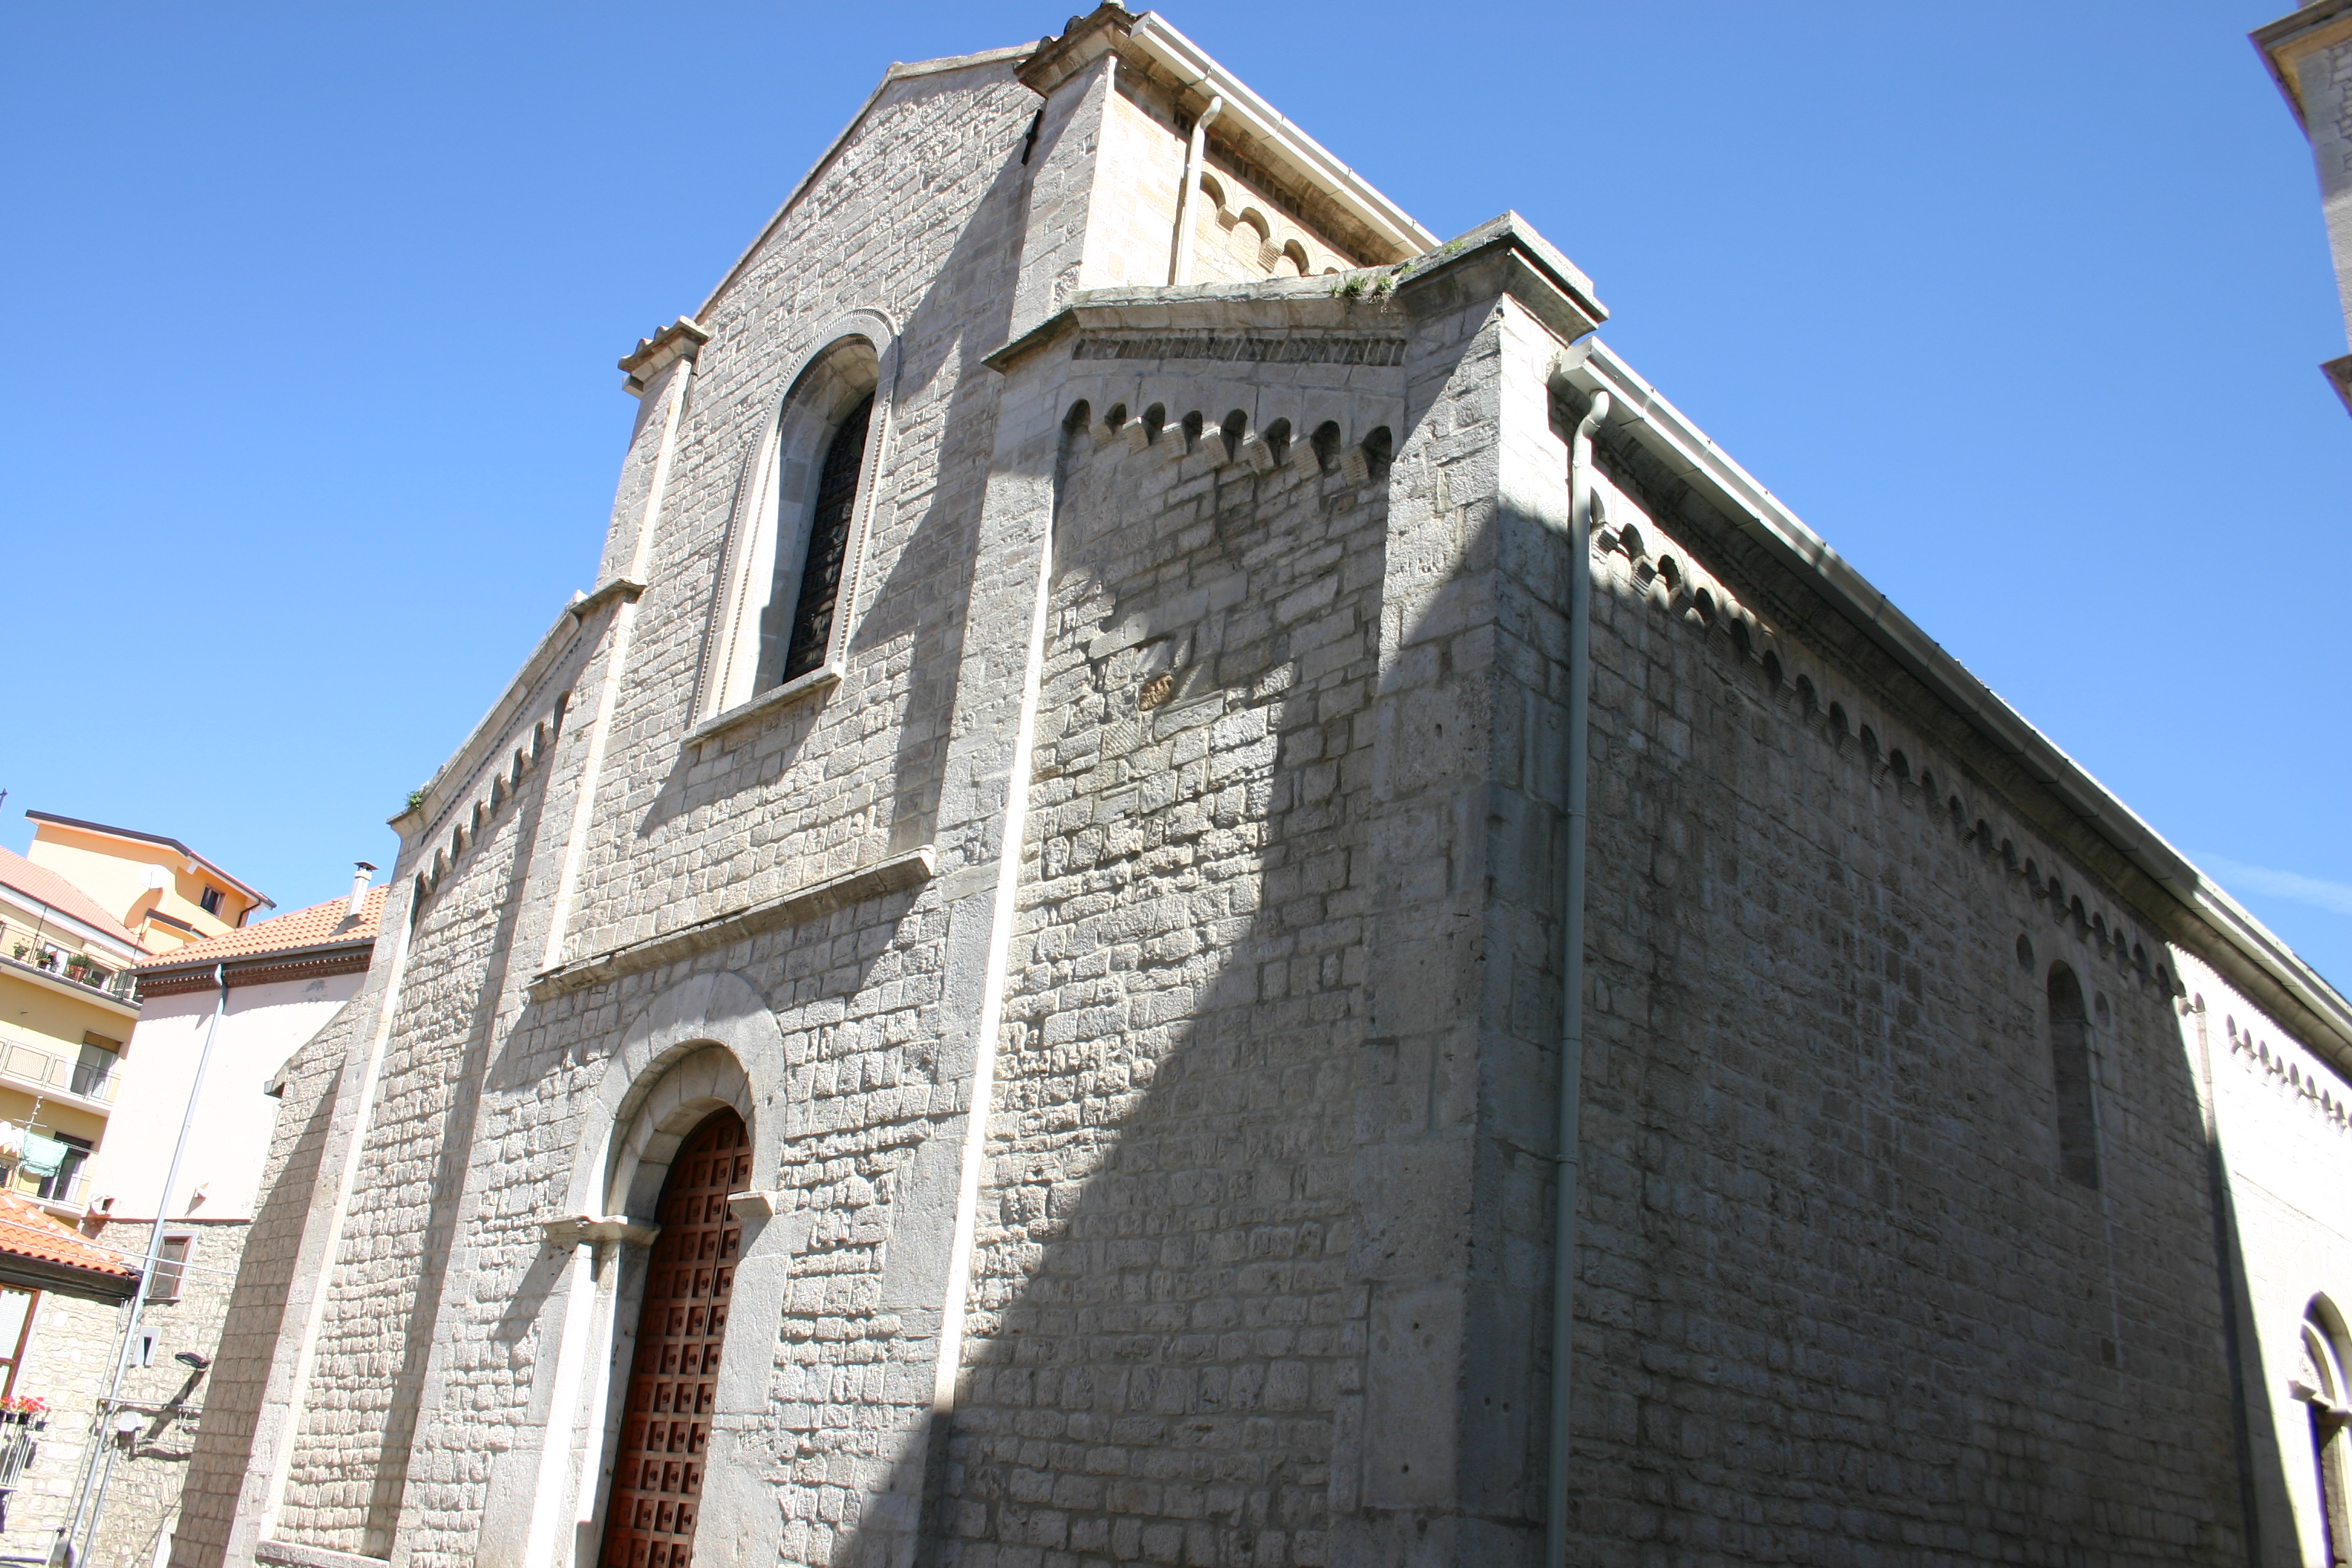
top-left (599, 1108), bottom-right (749, 1568)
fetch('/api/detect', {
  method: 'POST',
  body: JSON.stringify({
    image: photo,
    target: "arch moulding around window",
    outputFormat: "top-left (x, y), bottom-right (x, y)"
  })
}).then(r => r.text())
top-left (693, 308), bottom-right (902, 740)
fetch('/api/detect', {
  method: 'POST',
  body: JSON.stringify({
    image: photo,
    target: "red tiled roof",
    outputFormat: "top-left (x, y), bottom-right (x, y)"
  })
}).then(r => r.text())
top-left (136, 884), bottom-right (387, 972)
top-left (0, 1190), bottom-right (137, 1282)
top-left (0, 847), bottom-right (148, 954)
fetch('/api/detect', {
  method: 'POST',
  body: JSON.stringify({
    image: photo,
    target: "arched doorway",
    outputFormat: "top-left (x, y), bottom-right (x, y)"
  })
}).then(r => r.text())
top-left (599, 1106), bottom-right (750, 1568)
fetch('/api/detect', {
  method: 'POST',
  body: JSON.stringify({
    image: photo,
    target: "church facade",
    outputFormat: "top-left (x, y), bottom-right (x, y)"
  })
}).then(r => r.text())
top-left (172, 8), bottom-right (2352, 1566)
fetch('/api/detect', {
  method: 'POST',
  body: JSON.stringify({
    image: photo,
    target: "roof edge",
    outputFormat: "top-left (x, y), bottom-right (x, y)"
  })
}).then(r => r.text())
top-left (23, 811), bottom-right (270, 907)
top-left (1120, 10), bottom-right (1438, 263)
top-left (690, 41), bottom-right (1039, 328)
top-left (397, 593), bottom-right (589, 844)
top-left (134, 933), bottom-right (376, 977)
top-left (1559, 338), bottom-right (2352, 1067)
top-left (2252, 0), bottom-right (2352, 128)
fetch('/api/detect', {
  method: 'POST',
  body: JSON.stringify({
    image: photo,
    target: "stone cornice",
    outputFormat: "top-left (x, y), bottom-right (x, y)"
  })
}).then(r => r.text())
top-left (985, 214), bottom-right (1606, 374)
top-left (527, 846), bottom-right (936, 1003)
top-left (619, 317), bottom-right (710, 396)
top-left (2252, 0), bottom-right (2352, 129)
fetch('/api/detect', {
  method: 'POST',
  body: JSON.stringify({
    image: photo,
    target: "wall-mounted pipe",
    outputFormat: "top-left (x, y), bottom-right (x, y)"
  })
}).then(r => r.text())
top-left (1168, 94), bottom-right (1223, 286)
top-left (1547, 386), bottom-right (1611, 1566)
top-left (63, 960), bottom-right (230, 1564)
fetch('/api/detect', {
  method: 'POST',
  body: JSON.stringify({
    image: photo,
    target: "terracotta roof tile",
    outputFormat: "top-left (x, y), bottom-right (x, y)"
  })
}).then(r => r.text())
top-left (0, 848), bottom-right (147, 954)
top-left (0, 1191), bottom-right (137, 1282)
top-left (136, 885), bottom-right (387, 972)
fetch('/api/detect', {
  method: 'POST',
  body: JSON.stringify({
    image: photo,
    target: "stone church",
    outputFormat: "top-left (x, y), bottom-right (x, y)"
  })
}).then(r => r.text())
top-left (168, 6), bottom-right (2352, 1566)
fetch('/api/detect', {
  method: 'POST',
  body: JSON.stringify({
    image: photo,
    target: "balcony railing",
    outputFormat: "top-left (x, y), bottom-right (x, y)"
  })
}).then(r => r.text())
top-left (0, 1034), bottom-right (116, 1106)
top-left (0, 949), bottom-right (139, 1004)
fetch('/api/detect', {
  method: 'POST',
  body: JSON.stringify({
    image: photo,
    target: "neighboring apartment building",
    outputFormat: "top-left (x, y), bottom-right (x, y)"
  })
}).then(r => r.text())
top-left (47, 873), bottom-right (385, 1568)
top-left (175, 8), bottom-right (2352, 1567)
top-left (0, 848), bottom-right (145, 1223)
top-left (21, 815), bottom-right (270, 960)
top-left (0, 822), bottom-right (291, 1566)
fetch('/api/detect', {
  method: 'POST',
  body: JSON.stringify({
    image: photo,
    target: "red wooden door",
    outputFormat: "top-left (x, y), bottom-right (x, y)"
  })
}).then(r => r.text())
top-left (599, 1108), bottom-right (750, 1568)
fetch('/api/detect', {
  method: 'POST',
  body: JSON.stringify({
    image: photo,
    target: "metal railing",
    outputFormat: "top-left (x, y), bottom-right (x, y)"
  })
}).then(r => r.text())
top-left (0, 1034), bottom-right (116, 1106)
top-left (0, 947), bottom-right (138, 1003)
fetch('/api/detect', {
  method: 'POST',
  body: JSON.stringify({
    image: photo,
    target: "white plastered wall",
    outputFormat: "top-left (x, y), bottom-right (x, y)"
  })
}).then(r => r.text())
top-left (84, 975), bottom-right (363, 1223)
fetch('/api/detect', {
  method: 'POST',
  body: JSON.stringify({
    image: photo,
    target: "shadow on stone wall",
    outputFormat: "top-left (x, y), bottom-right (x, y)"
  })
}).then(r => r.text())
top-left (827, 364), bottom-right (1421, 1568)
top-left (629, 129), bottom-right (1037, 868)
top-left (799, 368), bottom-right (2301, 1566)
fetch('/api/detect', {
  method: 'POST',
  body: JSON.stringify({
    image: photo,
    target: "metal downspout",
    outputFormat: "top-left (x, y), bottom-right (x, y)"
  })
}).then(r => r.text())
top-left (60, 960), bottom-right (230, 1565)
top-left (1547, 387), bottom-right (1610, 1566)
top-left (1168, 95), bottom-right (1223, 285)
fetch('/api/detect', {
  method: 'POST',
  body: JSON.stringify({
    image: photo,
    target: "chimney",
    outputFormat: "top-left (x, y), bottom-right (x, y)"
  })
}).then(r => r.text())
top-left (348, 862), bottom-right (377, 920)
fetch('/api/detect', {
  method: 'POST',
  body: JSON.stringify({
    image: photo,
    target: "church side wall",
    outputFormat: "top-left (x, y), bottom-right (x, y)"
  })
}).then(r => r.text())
top-left (273, 729), bottom-right (573, 1558)
top-left (1561, 439), bottom-right (2254, 1563)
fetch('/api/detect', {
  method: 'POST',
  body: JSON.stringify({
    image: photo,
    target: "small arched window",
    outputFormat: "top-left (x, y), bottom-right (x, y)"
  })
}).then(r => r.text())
top-left (2047, 963), bottom-right (2100, 1190)
top-left (2298, 1300), bottom-right (2352, 1565)
top-left (704, 331), bottom-right (888, 718)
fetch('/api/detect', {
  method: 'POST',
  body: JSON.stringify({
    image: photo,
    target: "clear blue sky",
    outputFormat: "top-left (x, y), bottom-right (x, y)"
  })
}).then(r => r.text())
top-left (4, 2), bottom-right (2346, 988)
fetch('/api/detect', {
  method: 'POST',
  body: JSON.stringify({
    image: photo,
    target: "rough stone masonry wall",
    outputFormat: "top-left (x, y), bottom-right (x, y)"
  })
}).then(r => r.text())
top-left (2170, 944), bottom-right (2352, 1561)
top-left (926, 368), bottom-right (1394, 1565)
top-left (1559, 430), bottom-right (2250, 1563)
top-left (87, 1219), bottom-right (248, 1568)
top-left (5, 1289), bottom-right (120, 1563)
top-left (273, 735), bottom-right (567, 1557)
top-left (562, 58), bottom-right (1040, 962)
top-left (313, 57), bottom-right (1058, 1568)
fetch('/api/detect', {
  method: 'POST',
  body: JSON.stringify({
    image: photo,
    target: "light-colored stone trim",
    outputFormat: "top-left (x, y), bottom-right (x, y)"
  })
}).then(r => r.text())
top-left (539, 355), bottom-right (696, 972)
top-left (538, 1215), bottom-right (659, 1250)
top-left (680, 663), bottom-right (840, 746)
top-left (525, 846), bottom-right (934, 1003)
top-left (255, 1535), bottom-right (388, 1568)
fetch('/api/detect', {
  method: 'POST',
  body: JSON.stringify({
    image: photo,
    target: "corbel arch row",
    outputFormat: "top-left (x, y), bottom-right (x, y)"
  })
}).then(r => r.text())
top-left (1586, 472), bottom-right (2184, 1002)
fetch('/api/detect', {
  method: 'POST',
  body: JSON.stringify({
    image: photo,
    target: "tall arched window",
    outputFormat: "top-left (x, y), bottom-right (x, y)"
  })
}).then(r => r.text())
top-left (704, 329), bottom-right (887, 719)
top-left (2047, 964), bottom-right (2100, 1189)
top-left (599, 1108), bottom-right (749, 1568)
top-left (2300, 1299), bottom-right (2352, 1566)
top-left (766, 391), bottom-right (871, 688)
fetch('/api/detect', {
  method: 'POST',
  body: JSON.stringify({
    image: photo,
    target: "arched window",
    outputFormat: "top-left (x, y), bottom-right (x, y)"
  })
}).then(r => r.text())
top-left (2047, 964), bottom-right (2100, 1189)
top-left (703, 331), bottom-right (887, 719)
top-left (2300, 1300), bottom-right (2352, 1566)
top-left (599, 1106), bottom-right (750, 1568)
top-left (769, 391), bottom-right (872, 687)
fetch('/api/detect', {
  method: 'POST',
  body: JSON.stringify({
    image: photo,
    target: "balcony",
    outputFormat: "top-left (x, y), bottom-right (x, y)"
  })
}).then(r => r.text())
top-left (24, 1168), bottom-right (90, 1221)
top-left (0, 950), bottom-right (139, 1006)
top-left (0, 1030), bottom-right (116, 1111)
